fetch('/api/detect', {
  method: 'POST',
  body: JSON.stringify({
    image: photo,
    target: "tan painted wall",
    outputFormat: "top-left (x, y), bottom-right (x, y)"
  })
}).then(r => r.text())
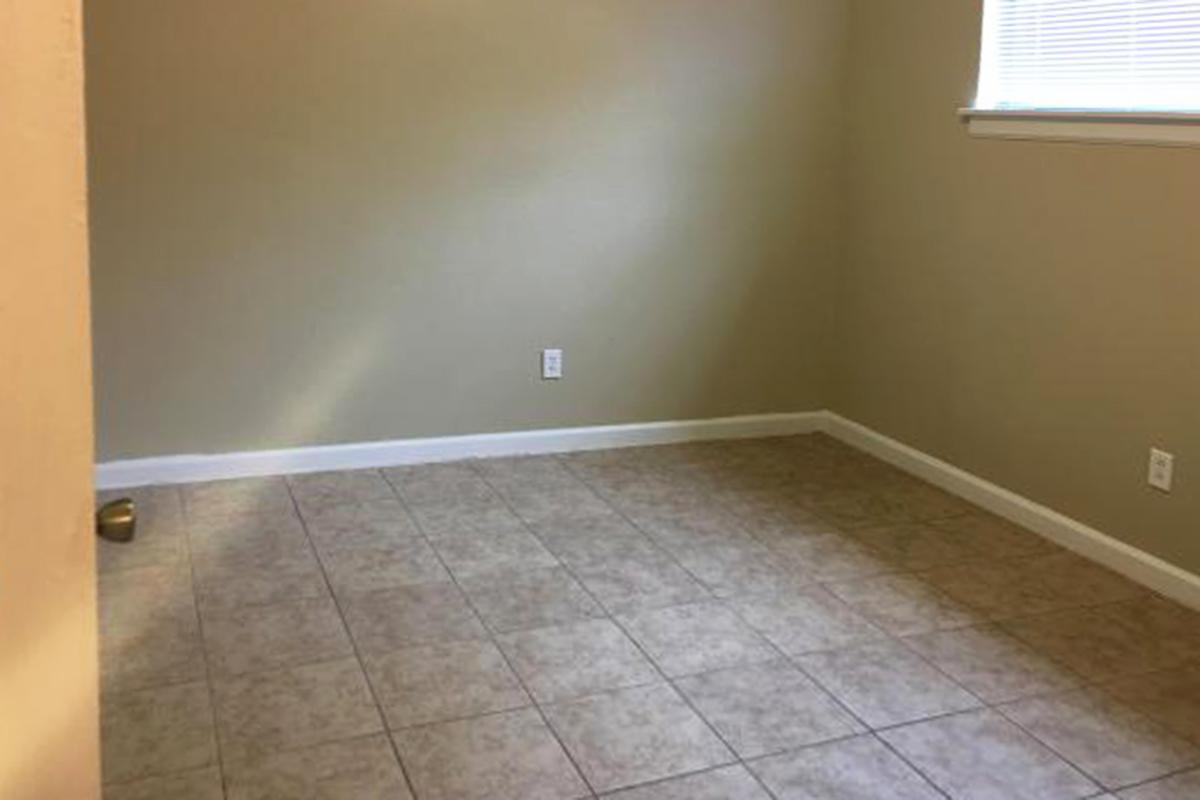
top-left (87, 0), bottom-right (847, 460)
top-left (87, 0), bottom-right (1198, 576)
top-left (837, 1), bottom-right (1200, 573)
top-left (0, 1), bottom-right (99, 798)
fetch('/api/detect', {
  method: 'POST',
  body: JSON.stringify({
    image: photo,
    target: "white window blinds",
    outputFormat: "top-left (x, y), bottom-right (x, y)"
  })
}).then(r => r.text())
top-left (976, 0), bottom-right (1200, 113)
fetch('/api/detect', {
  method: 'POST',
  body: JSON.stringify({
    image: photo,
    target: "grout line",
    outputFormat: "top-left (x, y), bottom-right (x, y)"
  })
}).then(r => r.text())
top-left (469, 458), bottom-right (759, 796)
top-left (555, 450), bottom-right (957, 800)
top-left (380, 464), bottom-right (601, 798)
top-left (990, 692), bottom-right (1200, 795)
top-left (559, 451), bottom-right (961, 800)
top-left (869, 731), bottom-right (956, 800)
top-left (109, 444), bottom-right (1198, 797)
top-left (283, 473), bottom-right (421, 800)
top-left (175, 485), bottom-right (232, 799)
top-left (529, 456), bottom-right (786, 800)
top-left (1100, 761), bottom-right (1200, 795)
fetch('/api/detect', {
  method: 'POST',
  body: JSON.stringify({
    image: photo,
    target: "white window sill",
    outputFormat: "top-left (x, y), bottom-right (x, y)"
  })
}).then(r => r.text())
top-left (958, 109), bottom-right (1200, 148)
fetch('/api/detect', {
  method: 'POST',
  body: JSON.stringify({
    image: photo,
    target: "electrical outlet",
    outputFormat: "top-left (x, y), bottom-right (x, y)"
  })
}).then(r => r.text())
top-left (1148, 448), bottom-right (1174, 493)
top-left (541, 348), bottom-right (563, 380)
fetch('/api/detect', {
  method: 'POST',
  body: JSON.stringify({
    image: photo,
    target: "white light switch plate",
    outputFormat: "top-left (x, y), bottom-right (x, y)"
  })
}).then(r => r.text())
top-left (1149, 448), bottom-right (1174, 493)
top-left (542, 348), bottom-right (563, 380)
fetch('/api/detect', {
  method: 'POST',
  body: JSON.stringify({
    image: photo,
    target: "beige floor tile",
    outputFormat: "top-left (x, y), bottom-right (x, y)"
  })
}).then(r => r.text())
top-left (749, 734), bottom-right (943, 800)
top-left (919, 558), bottom-right (1070, 621)
top-left (618, 601), bottom-right (777, 677)
top-left (506, 485), bottom-right (616, 527)
top-left (826, 572), bottom-right (980, 636)
top-left (99, 565), bottom-right (206, 693)
top-left (999, 688), bottom-right (1200, 790)
top-left (213, 658), bottom-right (382, 761)
top-left (572, 553), bottom-right (711, 615)
top-left (318, 537), bottom-right (448, 595)
top-left (630, 505), bottom-right (755, 553)
top-left (407, 498), bottom-right (516, 537)
top-left (405, 497), bottom-right (520, 533)
top-left (929, 512), bottom-right (1059, 560)
top-left (460, 566), bottom-right (605, 633)
top-left (101, 622), bottom-right (207, 698)
top-left (383, 462), bottom-right (497, 507)
top-left (98, 529), bottom-right (189, 575)
top-left (602, 764), bottom-right (771, 799)
top-left (1029, 552), bottom-right (1147, 608)
top-left (224, 735), bottom-right (411, 800)
top-left (337, 582), bottom-right (488, 656)
top-left (795, 639), bottom-right (980, 728)
top-left (567, 465), bottom-right (654, 499)
top-left (200, 593), bottom-right (353, 678)
top-left (186, 511), bottom-right (309, 560)
top-left (99, 443), bottom-right (1198, 797)
top-left (905, 624), bottom-right (1082, 703)
top-left (766, 532), bottom-right (895, 582)
top-left (675, 660), bottom-right (862, 758)
top-left (876, 482), bottom-right (977, 523)
top-left (559, 446), bottom-right (644, 470)
top-left (1102, 666), bottom-right (1200, 746)
top-left (475, 455), bottom-right (583, 494)
top-left (394, 707), bottom-right (588, 800)
top-left (720, 485), bottom-right (829, 527)
top-left (496, 618), bottom-right (659, 703)
top-left (1003, 607), bottom-right (1182, 682)
top-left (102, 681), bottom-right (218, 785)
top-left (431, 524), bottom-right (559, 579)
top-left (727, 585), bottom-right (886, 657)
top-left (99, 563), bottom-right (196, 637)
top-left (532, 514), bottom-right (665, 567)
top-left (846, 522), bottom-right (982, 571)
top-left (1096, 596), bottom-right (1200, 666)
top-left (603, 474), bottom-right (708, 506)
top-left (103, 767), bottom-right (224, 800)
top-left (933, 551), bottom-right (1142, 621)
top-left (671, 540), bottom-right (805, 598)
top-left (807, 488), bottom-right (916, 528)
top-left (300, 498), bottom-right (420, 551)
top-left (286, 469), bottom-right (394, 512)
top-left (544, 683), bottom-right (734, 793)
top-left (1118, 769), bottom-right (1200, 799)
top-left (741, 509), bottom-right (847, 549)
top-left (183, 477), bottom-right (296, 523)
top-left (881, 708), bottom-right (1099, 800)
top-left (192, 545), bottom-right (329, 615)
top-left (365, 640), bottom-right (529, 729)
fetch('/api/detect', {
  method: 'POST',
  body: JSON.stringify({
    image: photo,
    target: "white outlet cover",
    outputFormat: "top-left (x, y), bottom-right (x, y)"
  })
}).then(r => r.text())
top-left (1149, 448), bottom-right (1174, 493)
top-left (542, 348), bottom-right (563, 380)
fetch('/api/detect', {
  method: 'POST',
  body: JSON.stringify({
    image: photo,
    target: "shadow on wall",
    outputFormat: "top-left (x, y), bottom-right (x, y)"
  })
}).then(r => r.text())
top-left (86, 0), bottom-right (846, 460)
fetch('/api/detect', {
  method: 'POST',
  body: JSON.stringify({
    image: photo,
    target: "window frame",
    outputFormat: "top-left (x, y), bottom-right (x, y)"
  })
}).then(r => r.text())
top-left (961, 0), bottom-right (1200, 147)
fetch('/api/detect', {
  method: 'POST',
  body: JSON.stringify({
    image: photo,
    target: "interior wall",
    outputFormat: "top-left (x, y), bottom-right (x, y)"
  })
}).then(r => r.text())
top-left (837, 0), bottom-right (1200, 573)
top-left (0, 1), bottom-right (100, 797)
top-left (86, 0), bottom-right (847, 460)
top-left (87, 0), bottom-right (1198, 577)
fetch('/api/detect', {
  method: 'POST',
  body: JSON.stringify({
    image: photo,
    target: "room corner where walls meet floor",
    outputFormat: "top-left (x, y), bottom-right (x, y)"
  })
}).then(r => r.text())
top-left (97, 411), bottom-right (1200, 613)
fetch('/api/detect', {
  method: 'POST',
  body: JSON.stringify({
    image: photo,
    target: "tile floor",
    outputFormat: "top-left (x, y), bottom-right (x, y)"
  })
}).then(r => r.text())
top-left (97, 433), bottom-right (1200, 799)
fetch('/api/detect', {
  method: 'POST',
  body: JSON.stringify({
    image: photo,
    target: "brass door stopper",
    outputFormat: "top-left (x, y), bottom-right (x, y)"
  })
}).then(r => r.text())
top-left (97, 498), bottom-right (136, 543)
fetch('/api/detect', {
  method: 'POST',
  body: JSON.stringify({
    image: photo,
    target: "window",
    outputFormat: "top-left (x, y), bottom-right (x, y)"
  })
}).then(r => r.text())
top-left (964, 0), bottom-right (1200, 145)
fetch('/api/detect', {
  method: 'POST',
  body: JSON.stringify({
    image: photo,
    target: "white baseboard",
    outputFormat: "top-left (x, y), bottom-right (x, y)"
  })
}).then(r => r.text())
top-left (824, 412), bottom-right (1200, 612)
top-left (95, 407), bottom-right (1200, 610)
top-left (95, 411), bottom-right (827, 491)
